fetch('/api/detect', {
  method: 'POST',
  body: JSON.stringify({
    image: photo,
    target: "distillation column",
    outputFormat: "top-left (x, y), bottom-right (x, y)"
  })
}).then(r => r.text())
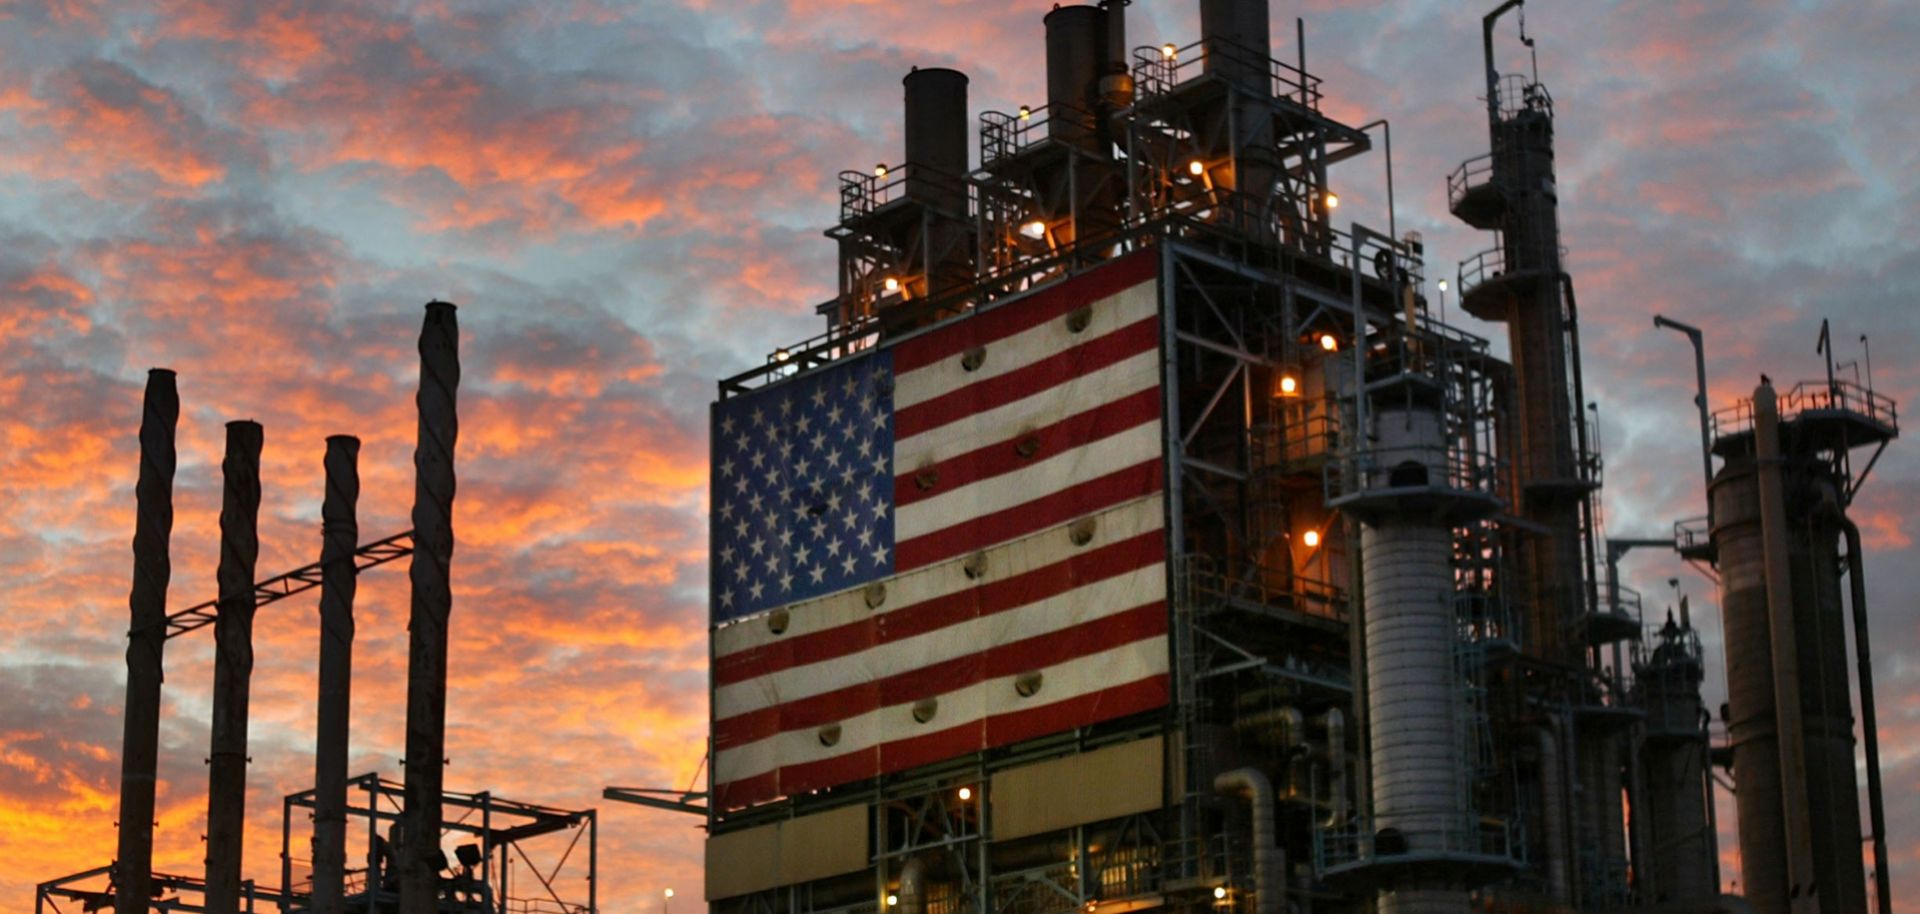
top-left (1634, 609), bottom-right (1718, 905)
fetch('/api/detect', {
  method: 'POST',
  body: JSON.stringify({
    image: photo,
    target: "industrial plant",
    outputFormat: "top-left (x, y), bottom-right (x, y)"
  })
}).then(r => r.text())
top-left (36, 2), bottom-right (1900, 914)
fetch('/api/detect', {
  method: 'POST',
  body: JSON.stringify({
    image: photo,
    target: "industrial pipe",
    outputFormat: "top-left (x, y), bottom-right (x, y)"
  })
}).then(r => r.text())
top-left (1320, 708), bottom-right (1347, 828)
top-left (1838, 516), bottom-right (1893, 914)
top-left (401, 302), bottom-right (460, 914)
top-left (205, 420), bottom-right (264, 914)
top-left (115, 368), bottom-right (177, 914)
top-left (1752, 381), bottom-right (1818, 906)
top-left (1215, 768), bottom-right (1281, 914)
top-left (311, 435), bottom-right (361, 914)
top-left (897, 855), bottom-right (929, 914)
top-left (1536, 726), bottom-right (1568, 902)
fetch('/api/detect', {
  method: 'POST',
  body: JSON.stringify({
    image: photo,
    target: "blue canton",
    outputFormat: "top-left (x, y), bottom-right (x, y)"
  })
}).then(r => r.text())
top-left (711, 352), bottom-right (896, 623)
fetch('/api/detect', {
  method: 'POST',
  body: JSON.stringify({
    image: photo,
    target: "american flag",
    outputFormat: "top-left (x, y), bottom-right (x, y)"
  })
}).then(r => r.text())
top-left (709, 252), bottom-right (1169, 809)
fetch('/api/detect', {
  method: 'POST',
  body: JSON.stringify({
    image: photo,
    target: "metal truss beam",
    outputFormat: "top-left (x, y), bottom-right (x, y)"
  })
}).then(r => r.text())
top-left (163, 530), bottom-right (415, 639)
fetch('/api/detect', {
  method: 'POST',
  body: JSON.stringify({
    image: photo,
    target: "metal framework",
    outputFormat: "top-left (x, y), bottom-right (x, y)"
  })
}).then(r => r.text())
top-left (163, 531), bottom-right (415, 639)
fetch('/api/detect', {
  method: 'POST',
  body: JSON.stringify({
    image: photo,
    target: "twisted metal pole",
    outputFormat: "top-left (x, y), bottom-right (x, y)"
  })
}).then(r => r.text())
top-left (116, 369), bottom-right (177, 914)
top-left (401, 302), bottom-right (459, 914)
top-left (311, 435), bottom-right (360, 914)
top-left (204, 420), bottom-right (263, 914)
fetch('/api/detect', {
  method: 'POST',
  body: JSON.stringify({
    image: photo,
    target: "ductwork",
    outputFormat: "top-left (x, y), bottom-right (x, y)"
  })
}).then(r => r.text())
top-left (1215, 768), bottom-right (1281, 914)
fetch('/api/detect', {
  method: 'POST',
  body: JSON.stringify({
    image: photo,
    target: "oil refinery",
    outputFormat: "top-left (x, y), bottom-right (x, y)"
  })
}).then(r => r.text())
top-left (34, 2), bottom-right (1900, 914)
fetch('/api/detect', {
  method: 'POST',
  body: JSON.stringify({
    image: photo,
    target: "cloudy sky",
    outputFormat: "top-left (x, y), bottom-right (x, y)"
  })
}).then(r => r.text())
top-left (1, 0), bottom-right (1916, 910)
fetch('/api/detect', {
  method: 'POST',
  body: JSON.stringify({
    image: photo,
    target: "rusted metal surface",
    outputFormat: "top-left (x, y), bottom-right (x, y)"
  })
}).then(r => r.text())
top-left (205, 420), bottom-right (263, 914)
top-left (400, 301), bottom-right (460, 914)
top-left (115, 369), bottom-right (177, 914)
top-left (311, 435), bottom-right (360, 914)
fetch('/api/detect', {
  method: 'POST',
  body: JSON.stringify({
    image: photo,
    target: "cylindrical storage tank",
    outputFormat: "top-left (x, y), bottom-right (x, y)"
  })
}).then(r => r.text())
top-left (1043, 6), bottom-right (1105, 147)
top-left (902, 67), bottom-right (969, 214)
top-left (1637, 631), bottom-right (1717, 904)
top-left (1708, 455), bottom-right (1789, 913)
top-left (1199, 0), bottom-right (1270, 94)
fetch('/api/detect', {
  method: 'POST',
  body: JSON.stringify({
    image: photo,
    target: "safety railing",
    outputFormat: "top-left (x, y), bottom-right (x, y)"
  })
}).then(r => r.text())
top-left (1674, 515), bottom-right (1711, 554)
top-left (1326, 441), bottom-right (1500, 505)
top-left (1182, 553), bottom-right (1347, 622)
top-left (1446, 153), bottom-right (1497, 213)
top-left (1314, 813), bottom-right (1520, 872)
top-left (837, 162), bottom-right (970, 222)
top-left (1132, 37), bottom-right (1324, 110)
top-left (1709, 378), bottom-right (1900, 440)
top-left (1492, 74), bottom-right (1552, 122)
top-left (980, 102), bottom-right (1099, 167)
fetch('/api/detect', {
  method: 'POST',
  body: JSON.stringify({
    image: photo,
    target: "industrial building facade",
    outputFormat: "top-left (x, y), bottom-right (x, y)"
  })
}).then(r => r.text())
top-left (703, 2), bottom-right (1896, 914)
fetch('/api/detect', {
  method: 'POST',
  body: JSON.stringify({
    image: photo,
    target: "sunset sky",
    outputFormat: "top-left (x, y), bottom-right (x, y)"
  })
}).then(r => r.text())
top-left (1, 0), bottom-right (1917, 910)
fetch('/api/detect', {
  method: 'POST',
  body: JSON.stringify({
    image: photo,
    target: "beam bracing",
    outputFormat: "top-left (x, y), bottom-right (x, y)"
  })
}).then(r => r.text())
top-left (115, 368), bottom-right (178, 914)
top-left (311, 435), bottom-right (361, 914)
top-left (400, 301), bottom-right (461, 914)
top-left (205, 420), bottom-right (264, 914)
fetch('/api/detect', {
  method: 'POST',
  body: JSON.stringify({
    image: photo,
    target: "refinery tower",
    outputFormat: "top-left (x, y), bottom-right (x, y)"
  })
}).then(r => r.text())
top-left (698, 2), bottom-right (1899, 914)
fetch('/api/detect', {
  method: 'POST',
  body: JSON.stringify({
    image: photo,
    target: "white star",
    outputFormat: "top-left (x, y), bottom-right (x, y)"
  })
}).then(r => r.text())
top-left (870, 544), bottom-right (890, 566)
top-left (763, 553), bottom-right (780, 575)
top-left (719, 501), bottom-right (735, 521)
top-left (749, 580), bottom-right (765, 601)
top-left (720, 589), bottom-right (734, 608)
top-left (825, 448), bottom-right (842, 470)
top-left (810, 518), bottom-right (827, 540)
top-left (870, 499), bottom-right (888, 522)
top-left (793, 457), bottom-right (812, 480)
top-left (870, 454), bottom-right (889, 475)
top-left (841, 373), bottom-right (858, 398)
top-left (827, 404), bottom-right (843, 427)
top-left (856, 438), bottom-right (872, 459)
top-left (720, 456), bottom-right (735, 478)
top-left (826, 491), bottom-right (843, 513)
top-left (750, 406), bottom-right (765, 428)
top-left (826, 536), bottom-right (843, 558)
top-left (734, 519), bottom-right (750, 539)
top-left (810, 385), bottom-right (828, 408)
top-left (749, 536), bottom-right (766, 557)
top-left (808, 564), bottom-right (826, 584)
top-left (779, 571), bottom-right (793, 592)
top-left (840, 554), bottom-right (859, 575)
top-left (779, 396), bottom-right (793, 416)
top-left (796, 414), bottom-right (813, 435)
top-left (749, 449), bottom-right (766, 470)
top-left (734, 476), bottom-right (749, 495)
top-left (747, 492), bottom-right (763, 513)
top-left (733, 563), bottom-right (750, 582)
top-left (794, 544), bottom-right (813, 566)
top-left (720, 544), bottom-right (736, 564)
top-left (778, 484), bottom-right (794, 504)
top-left (856, 527), bottom-right (873, 548)
top-left (763, 466), bottom-right (780, 487)
top-left (810, 431), bottom-right (827, 452)
top-left (720, 414), bottom-right (737, 437)
top-left (778, 439), bottom-right (794, 459)
top-left (778, 527), bottom-right (794, 547)
top-left (871, 410), bottom-right (887, 432)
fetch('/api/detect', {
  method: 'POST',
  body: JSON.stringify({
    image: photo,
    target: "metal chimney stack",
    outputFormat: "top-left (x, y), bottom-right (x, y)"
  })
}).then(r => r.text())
top-left (115, 368), bottom-right (177, 914)
top-left (1044, 5), bottom-right (1106, 148)
top-left (400, 301), bottom-right (460, 914)
top-left (1199, 0), bottom-right (1271, 94)
top-left (310, 435), bottom-right (361, 914)
top-left (901, 66), bottom-right (969, 215)
top-left (204, 420), bottom-right (264, 914)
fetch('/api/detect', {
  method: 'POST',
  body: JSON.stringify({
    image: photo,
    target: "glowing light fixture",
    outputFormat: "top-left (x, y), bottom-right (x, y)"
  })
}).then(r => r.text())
top-left (1162, 43), bottom-right (1178, 59)
top-left (1437, 279), bottom-right (1449, 292)
top-left (1213, 887), bottom-right (1228, 900)
top-left (957, 786), bottom-right (973, 801)
top-left (874, 163), bottom-right (889, 178)
top-left (1188, 159), bottom-right (1205, 177)
top-left (1278, 374), bottom-right (1299, 396)
top-left (1319, 333), bottom-right (1338, 352)
top-left (1019, 105), bottom-right (1032, 120)
top-left (1303, 529), bottom-right (1321, 548)
top-left (887, 896), bottom-right (899, 907)
top-left (1323, 190), bottom-right (1340, 210)
top-left (1020, 220), bottom-right (1047, 240)
top-left (664, 890), bottom-right (676, 900)
top-left (882, 276), bottom-right (901, 294)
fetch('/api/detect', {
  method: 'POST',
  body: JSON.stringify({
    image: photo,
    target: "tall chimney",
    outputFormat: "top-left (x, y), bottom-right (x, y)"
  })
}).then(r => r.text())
top-left (115, 369), bottom-right (177, 914)
top-left (1044, 6), bottom-right (1105, 148)
top-left (901, 67), bottom-right (969, 214)
top-left (1098, 0), bottom-right (1134, 110)
top-left (204, 420), bottom-right (264, 914)
top-left (400, 302), bottom-right (460, 914)
top-left (310, 435), bottom-right (360, 914)
top-left (1199, 0), bottom-right (1271, 93)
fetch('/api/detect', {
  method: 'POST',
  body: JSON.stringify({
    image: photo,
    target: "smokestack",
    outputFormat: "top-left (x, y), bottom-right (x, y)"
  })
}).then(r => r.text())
top-left (115, 369), bottom-right (177, 914)
top-left (1044, 5), bottom-right (1105, 147)
top-left (1199, 0), bottom-right (1271, 93)
top-left (310, 435), bottom-right (360, 914)
top-left (400, 301), bottom-right (460, 914)
top-left (901, 67), bottom-right (969, 214)
top-left (204, 420), bottom-right (264, 914)
top-left (1098, 0), bottom-right (1135, 110)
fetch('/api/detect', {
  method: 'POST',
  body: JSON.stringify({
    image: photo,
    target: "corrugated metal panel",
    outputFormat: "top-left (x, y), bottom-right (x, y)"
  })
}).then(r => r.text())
top-left (706, 803), bottom-right (869, 900)
top-left (992, 735), bottom-right (1164, 840)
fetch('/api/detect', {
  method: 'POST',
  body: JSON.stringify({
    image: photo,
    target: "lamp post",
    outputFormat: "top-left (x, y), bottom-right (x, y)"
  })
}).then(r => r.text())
top-left (1437, 278), bottom-right (1448, 324)
top-left (664, 887), bottom-right (675, 914)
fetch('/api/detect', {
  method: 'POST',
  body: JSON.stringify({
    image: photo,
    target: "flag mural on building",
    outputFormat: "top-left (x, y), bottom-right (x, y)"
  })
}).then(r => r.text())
top-left (709, 253), bottom-right (1171, 809)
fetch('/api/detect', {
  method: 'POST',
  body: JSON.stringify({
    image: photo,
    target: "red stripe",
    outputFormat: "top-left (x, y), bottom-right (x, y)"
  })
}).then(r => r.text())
top-left (891, 250), bottom-right (1158, 374)
top-left (715, 676), bottom-right (1170, 810)
top-left (895, 460), bottom-right (1164, 571)
top-left (895, 387), bottom-right (1161, 509)
top-left (983, 675), bottom-right (1168, 747)
top-left (713, 529), bottom-right (1165, 685)
top-left (894, 318), bottom-right (1158, 440)
top-left (713, 603), bottom-right (1167, 748)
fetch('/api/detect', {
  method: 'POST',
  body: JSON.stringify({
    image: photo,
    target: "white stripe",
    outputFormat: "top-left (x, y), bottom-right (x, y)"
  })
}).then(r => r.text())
top-left (893, 347), bottom-right (1160, 471)
top-left (895, 420), bottom-right (1162, 543)
top-left (713, 639), bottom-right (1169, 786)
top-left (714, 494), bottom-right (1164, 657)
top-left (892, 282), bottom-right (1157, 411)
top-left (714, 563), bottom-right (1165, 720)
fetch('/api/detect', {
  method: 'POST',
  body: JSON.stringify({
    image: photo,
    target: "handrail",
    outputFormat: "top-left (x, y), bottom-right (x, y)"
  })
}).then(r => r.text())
top-left (1132, 37), bottom-right (1324, 111)
top-left (1709, 378), bottom-right (1900, 441)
